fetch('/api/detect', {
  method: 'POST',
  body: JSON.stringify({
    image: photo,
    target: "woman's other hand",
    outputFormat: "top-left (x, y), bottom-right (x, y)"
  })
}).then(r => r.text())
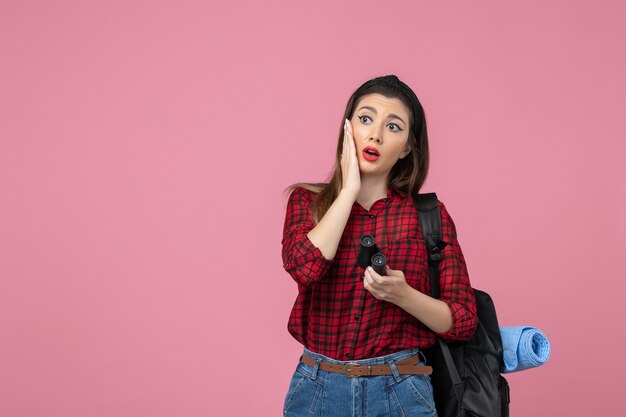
top-left (341, 118), bottom-right (361, 196)
top-left (363, 265), bottom-right (410, 305)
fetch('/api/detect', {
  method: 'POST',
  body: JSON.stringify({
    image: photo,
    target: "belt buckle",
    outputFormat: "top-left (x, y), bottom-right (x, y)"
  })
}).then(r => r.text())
top-left (344, 362), bottom-right (372, 378)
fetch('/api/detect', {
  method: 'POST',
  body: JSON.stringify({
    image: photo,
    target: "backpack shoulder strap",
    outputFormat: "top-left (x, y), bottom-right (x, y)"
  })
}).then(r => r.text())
top-left (411, 192), bottom-right (448, 298)
top-left (411, 192), bottom-right (464, 402)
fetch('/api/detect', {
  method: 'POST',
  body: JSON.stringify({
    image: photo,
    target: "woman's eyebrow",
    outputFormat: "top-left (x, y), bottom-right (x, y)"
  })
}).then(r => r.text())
top-left (357, 106), bottom-right (406, 126)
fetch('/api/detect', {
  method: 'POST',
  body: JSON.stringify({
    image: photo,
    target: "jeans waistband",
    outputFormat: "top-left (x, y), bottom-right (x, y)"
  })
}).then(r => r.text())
top-left (303, 347), bottom-right (426, 366)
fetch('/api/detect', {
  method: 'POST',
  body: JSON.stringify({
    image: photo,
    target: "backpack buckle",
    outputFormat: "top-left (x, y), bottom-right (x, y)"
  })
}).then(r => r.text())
top-left (427, 235), bottom-right (448, 262)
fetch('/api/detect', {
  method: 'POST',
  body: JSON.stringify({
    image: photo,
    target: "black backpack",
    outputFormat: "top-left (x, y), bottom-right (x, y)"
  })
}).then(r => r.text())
top-left (411, 192), bottom-right (511, 417)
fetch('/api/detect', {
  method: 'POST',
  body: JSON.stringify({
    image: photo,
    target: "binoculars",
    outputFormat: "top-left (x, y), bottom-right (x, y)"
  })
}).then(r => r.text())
top-left (357, 234), bottom-right (387, 276)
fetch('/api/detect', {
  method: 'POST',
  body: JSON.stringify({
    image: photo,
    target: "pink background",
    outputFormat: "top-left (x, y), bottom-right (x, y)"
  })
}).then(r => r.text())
top-left (1, 1), bottom-right (624, 416)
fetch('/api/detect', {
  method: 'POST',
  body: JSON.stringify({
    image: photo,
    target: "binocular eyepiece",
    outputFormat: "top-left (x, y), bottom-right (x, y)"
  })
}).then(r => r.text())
top-left (357, 234), bottom-right (387, 276)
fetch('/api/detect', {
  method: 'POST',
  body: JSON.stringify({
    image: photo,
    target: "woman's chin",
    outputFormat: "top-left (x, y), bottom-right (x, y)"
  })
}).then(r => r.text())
top-left (358, 165), bottom-right (387, 178)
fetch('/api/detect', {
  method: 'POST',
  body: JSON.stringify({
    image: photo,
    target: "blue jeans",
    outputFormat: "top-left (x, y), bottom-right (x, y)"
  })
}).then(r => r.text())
top-left (283, 347), bottom-right (438, 417)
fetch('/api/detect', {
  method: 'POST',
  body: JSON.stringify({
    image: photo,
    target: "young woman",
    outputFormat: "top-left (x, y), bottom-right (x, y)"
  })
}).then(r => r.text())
top-left (281, 74), bottom-right (478, 417)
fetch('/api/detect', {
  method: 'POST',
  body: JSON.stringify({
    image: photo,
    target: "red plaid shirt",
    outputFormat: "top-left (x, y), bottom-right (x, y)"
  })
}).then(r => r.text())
top-left (281, 185), bottom-right (478, 360)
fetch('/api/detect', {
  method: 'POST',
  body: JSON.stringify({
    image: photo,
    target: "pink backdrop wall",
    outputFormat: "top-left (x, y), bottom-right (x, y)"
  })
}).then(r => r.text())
top-left (1, 1), bottom-right (624, 416)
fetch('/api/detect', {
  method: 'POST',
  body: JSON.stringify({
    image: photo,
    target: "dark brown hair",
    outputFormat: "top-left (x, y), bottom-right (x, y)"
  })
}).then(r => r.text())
top-left (283, 74), bottom-right (430, 224)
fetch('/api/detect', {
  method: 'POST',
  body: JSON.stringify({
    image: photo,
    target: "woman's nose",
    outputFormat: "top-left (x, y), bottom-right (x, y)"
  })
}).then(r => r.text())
top-left (368, 124), bottom-right (384, 143)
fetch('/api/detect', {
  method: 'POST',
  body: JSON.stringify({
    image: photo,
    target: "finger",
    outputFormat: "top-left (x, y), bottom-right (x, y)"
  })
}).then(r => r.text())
top-left (348, 120), bottom-right (355, 143)
top-left (342, 126), bottom-right (349, 177)
top-left (343, 122), bottom-right (348, 158)
top-left (364, 273), bottom-right (376, 289)
top-left (346, 122), bottom-right (353, 162)
top-left (368, 266), bottom-right (380, 279)
top-left (367, 268), bottom-right (380, 285)
top-left (346, 118), bottom-right (352, 134)
top-left (348, 124), bottom-right (356, 156)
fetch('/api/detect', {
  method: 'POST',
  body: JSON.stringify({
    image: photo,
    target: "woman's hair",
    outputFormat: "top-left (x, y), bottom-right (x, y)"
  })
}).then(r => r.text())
top-left (283, 74), bottom-right (430, 224)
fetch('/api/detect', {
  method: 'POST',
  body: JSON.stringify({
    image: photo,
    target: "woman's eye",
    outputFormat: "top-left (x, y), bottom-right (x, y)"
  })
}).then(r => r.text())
top-left (358, 115), bottom-right (403, 132)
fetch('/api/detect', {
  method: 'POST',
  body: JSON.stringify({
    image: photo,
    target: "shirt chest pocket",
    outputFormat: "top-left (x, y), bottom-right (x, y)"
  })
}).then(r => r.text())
top-left (385, 237), bottom-right (430, 294)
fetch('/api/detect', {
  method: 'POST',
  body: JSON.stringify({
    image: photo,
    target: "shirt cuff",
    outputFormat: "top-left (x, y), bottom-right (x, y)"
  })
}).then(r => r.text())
top-left (436, 300), bottom-right (477, 341)
top-left (283, 234), bottom-right (334, 285)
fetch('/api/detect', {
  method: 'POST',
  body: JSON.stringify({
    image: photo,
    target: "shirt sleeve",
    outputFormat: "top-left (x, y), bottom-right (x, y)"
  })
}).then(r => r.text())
top-left (434, 200), bottom-right (478, 342)
top-left (281, 187), bottom-right (334, 287)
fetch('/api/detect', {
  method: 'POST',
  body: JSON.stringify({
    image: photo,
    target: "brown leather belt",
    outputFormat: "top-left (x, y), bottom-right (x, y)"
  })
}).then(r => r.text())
top-left (300, 352), bottom-right (433, 377)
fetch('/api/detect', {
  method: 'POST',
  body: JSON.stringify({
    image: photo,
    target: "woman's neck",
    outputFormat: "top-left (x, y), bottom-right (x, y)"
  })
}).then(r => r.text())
top-left (356, 176), bottom-right (389, 208)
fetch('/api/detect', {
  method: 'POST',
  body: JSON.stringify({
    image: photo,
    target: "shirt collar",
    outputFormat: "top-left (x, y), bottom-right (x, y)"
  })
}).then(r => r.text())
top-left (388, 184), bottom-right (408, 200)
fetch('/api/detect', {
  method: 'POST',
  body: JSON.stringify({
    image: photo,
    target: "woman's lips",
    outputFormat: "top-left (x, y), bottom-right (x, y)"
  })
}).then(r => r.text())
top-left (362, 148), bottom-right (380, 161)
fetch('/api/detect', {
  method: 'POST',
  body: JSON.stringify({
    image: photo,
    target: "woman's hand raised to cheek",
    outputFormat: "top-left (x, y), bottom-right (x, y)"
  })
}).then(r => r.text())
top-left (363, 265), bottom-right (411, 305)
top-left (341, 118), bottom-right (361, 197)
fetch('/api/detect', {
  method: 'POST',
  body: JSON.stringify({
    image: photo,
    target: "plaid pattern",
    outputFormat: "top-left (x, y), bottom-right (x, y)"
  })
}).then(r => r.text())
top-left (282, 186), bottom-right (478, 360)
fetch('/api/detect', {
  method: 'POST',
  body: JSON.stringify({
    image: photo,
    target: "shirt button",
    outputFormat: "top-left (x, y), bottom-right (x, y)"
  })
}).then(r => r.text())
top-left (370, 215), bottom-right (375, 219)
top-left (285, 262), bottom-right (289, 268)
top-left (354, 315), bottom-right (360, 321)
top-left (346, 353), bottom-right (352, 359)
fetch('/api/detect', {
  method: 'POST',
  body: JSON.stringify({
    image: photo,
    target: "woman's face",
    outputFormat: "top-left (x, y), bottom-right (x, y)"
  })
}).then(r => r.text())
top-left (349, 93), bottom-right (412, 177)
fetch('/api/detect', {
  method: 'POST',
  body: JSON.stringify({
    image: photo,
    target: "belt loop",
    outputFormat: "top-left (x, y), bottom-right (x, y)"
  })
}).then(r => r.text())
top-left (310, 356), bottom-right (322, 380)
top-left (418, 350), bottom-right (427, 365)
top-left (388, 360), bottom-right (402, 383)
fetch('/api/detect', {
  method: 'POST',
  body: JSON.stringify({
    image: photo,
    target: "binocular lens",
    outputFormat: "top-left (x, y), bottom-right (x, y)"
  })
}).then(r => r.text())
top-left (371, 253), bottom-right (387, 276)
top-left (360, 234), bottom-right (375, 247)
top-left (371, 253), bottom-right (385, 267)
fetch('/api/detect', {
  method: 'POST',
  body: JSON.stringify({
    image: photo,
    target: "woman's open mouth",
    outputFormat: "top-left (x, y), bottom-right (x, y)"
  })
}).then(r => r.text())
top-left (362, 147), bottom-right (380, 161)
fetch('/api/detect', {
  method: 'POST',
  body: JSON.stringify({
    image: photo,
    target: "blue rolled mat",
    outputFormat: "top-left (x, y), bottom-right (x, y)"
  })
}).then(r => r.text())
top-left (500, 326), bottom-right (551, 373)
